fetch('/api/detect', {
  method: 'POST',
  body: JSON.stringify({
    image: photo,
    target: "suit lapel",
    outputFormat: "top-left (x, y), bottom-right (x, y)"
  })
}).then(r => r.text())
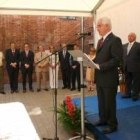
top-left (28, 50), bottom-right (30, 57)
top-left (124, 44), bottom-right (128, 57)
top-left (24, 51), bottom-right (26, 57)
top-left (127, 42), bottom-right (136, 56)
top-left (64, 51), bottom-right (68, 59)
top-left (10, 49), bottom-right (13, 56)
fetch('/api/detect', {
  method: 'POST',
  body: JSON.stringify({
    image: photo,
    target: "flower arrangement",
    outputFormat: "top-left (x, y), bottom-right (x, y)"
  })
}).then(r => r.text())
top-left (57, 96), bottom-right (81, 133)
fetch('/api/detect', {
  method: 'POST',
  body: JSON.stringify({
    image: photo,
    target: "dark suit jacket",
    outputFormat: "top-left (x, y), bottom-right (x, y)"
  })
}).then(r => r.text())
top-left (94, 33), bottom-right (123, 87)
top-left (20, 50), bottom-right (34, 72)
top-left (123, 42), bottom-right (140, 72)
top-left (59, 51), bottom-right (70, 70)
top-left (71, 60), bottom-right (80, 69)
top-left (5, 49), bottom-right (20, 69)
top-left (71, 55), bottom-right (80, 70)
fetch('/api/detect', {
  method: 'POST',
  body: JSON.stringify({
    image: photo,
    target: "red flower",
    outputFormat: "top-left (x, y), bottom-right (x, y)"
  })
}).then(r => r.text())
top-left (68, 104), bottom-right (74, 117)
top-left (65, 96), bottom-right (72, 105)
top-left (65, 96), bottom-right (75, 119)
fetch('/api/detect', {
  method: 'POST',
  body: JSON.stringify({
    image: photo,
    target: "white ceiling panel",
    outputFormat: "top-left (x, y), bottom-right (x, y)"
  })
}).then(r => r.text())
top-left (0, 0), bottom-right (103, 16)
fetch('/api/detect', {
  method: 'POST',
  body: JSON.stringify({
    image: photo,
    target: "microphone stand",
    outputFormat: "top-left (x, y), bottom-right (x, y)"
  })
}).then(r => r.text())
top-left (40, 38), bottom-right (82, 140)
top-left (38, 34), bottom-right (95, 140)
top-left (42, 50), bottom-right (59, 140)
top-left (68, 34), bottom-right (96, 140)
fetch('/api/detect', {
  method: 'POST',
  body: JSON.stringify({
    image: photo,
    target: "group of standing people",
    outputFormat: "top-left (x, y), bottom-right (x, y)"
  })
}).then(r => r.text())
top-left (59, 43), bottom-right (96, 92)
top-left (59, 44), bottom-right (81, 91)
top-left (5, 42), bottom-right (38, 93)
top-left (0, 16), bottom-right (139, 136)
top-left (0, 43), bottom-right (62, 94)
top-left (1, 42), bottom-right (93, 94)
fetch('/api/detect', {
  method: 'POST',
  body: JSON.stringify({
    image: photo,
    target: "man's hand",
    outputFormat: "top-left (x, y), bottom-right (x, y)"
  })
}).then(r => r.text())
top-left (72, 65), bottom-right (77, 69)
top-left (25, 64), bottom-right (30, 69)
top-left (10, 63), bottom-right (17, 68)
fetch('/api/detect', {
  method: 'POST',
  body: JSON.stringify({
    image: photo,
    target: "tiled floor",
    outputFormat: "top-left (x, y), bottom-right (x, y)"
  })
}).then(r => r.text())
top-left (0, 82), bottom-right (96, 140)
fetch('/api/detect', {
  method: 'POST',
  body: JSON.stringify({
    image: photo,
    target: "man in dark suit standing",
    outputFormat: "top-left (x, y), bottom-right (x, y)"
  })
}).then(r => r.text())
top-left (122, 33), bottom-right (140, 101)
top-left (59, 43), bottom-right (71, 89)
top-left (20, 43), bottom-right (34, 93)
top-left (93, 17), bottom-right (123, 134)
top-left (5, 42), bottom-right (20, 93)
top-left (70, 44), bottom-right (81, 91)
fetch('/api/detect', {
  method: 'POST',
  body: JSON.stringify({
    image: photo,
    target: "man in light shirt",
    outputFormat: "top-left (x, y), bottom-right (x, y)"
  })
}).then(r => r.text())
top-left (122, 33), bottom-right (140, 101)
top-left (34, 45), bottom-right (49, 92)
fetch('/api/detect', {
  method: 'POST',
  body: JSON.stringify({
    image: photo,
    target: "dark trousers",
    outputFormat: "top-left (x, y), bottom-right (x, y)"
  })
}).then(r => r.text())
top-left (71, 68), bottom-right (80, 89)
top-left (125, 71), bottom-right (140, 98)
top-left (96, 86), bottom-right (118, 128)
top-left (61, 68), bottom-right (71, 88)
top-left (7, 67), bottom-right (19, 91)
top-left (22, 69), bottom-right (33, 90)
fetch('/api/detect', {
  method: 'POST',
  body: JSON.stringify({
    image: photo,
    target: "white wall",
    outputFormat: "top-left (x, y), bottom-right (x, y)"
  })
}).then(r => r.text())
top-left (95, 0), bottom-right (140, 44)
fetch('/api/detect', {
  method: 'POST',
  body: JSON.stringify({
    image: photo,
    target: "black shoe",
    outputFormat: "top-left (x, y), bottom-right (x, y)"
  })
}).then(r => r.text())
top-left (11, 90), bottom-right (14, 94)
top-left (23, 90), bottom-right (26, 93)
top-left (44, 88), bottom-right (49, 91)
top-left (62, 86), bottom-right (67, 89)
top-left (92, 121), bottom-right (107, 126)
top-left (15, 90), bottom-right (19, 93)
top-left (102, 127), bottom-right (117, 134)
top-left (71, 88), bottom-right (76, 91)
top-left (30, 89), bottom-right (34, 92)
top-left (37, 89), bottom-right (41, 92)
top-left (78, 88), bottom-right (81, 91)
top-left (132, 97), bottom-right (139, 101)
top-left (121, 94), bottom-right (131, 98)
top-left (0, 91), bottom-right (6, 94)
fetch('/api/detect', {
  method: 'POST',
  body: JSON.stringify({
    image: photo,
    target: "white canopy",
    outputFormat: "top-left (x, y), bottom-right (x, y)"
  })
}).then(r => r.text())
top-left (0, 0), bottom-right (104, 17)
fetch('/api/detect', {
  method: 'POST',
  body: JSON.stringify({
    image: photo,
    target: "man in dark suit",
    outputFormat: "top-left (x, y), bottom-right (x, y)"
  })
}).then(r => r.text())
top-left (59, 43), bottom-right (71, 89)
top-left (20, 43), bottom-right (34, 93)
top-left (5, 42), bottom-right (20, 93)
top-left (70, 44), bottom-right (81, 91)
top-left (122, 33), bottom-right (140, 101)
top-left (93, 17), bottom-right (123, 134)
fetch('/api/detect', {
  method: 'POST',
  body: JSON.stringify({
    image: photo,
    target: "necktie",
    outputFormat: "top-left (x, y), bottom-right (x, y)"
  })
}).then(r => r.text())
top-left (127, 43), bottom-right (132, 55)
top-left (12, 51), bottom-right (15, 56)
top-left (26, 51), bottom-right (28, 57)
top-left (99, 38), bottom-right (103, 48)
top-left (69, 55), bottom-right (72, 66)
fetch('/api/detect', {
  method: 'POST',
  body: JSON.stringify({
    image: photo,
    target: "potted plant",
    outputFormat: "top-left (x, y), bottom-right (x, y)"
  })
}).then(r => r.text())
top-left (57, 96), bottom-right (81, 135)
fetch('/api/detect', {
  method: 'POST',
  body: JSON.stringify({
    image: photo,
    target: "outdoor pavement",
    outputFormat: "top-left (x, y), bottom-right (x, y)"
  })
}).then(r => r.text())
top-left (0, 81), bottom-right (96, 140)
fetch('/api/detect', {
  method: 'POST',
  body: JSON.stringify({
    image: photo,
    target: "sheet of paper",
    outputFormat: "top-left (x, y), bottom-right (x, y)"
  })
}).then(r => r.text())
top-left (69, 50), bottom-right (99, 69)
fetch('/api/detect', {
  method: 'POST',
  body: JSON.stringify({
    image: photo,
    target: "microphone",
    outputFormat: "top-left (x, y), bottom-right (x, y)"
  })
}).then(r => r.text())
top-left (76, 32), bottom-right (91, 36)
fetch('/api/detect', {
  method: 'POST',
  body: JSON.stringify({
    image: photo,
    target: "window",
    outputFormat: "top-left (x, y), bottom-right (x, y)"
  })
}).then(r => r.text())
top-left (59, 16), bottom-right (77, 20)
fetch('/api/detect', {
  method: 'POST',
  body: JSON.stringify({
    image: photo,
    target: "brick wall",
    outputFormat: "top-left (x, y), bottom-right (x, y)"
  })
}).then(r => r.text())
top-left (0, 15), bottom-right (94, 83)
